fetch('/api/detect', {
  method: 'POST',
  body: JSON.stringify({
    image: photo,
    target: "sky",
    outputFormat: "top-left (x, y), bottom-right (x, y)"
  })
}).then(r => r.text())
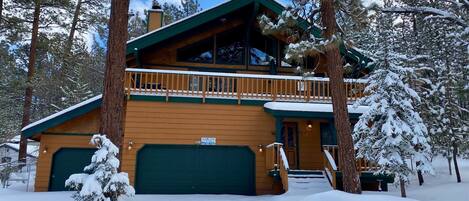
top-left (129, 0), bottom-right (378, 16)
top-left (129, 0), bottom-right (289, 14)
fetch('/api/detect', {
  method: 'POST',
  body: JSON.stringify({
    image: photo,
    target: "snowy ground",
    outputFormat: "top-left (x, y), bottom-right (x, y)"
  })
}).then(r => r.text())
top-left (0, 157), bottom-right (467, 201)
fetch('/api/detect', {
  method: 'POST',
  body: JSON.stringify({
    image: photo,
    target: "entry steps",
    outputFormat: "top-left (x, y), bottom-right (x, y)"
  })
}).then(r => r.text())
top-left (287, 170), bottom-right (332, 193)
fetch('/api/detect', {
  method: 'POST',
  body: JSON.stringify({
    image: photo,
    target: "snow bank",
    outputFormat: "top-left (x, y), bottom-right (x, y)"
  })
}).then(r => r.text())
top-left (302, 190), bottom-right (418, 201)
top-left (264, 102), bottom-right (369, 114)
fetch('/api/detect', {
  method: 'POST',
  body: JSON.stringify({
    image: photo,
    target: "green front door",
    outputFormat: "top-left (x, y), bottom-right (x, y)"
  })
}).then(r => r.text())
top-left (135, 145), bottom-right (255, 195)
top-left (49, 148), bottom-right (95, 191)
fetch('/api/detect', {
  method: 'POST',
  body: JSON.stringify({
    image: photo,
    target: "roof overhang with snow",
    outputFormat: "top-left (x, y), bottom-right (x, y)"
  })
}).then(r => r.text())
top-left (126, 0), bottom-right (372, 69)
top-left (21, 95), bottom-right (102, 139)
top-left (264, 102), bottom-right (368, 119)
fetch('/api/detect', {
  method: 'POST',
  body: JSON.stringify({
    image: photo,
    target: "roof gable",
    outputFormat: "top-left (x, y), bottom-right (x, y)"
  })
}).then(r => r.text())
top-left (21, 95), bottom-right (102, 139)
top-left (126, 0), bottom-right (371, 68)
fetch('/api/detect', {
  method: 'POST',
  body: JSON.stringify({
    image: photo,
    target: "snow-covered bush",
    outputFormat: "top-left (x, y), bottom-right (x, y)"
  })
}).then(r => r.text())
top-left (66, 134), bottom-right (135, 201)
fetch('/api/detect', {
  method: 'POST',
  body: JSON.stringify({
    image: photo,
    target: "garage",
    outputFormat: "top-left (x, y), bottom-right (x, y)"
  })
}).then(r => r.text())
top-left (49, 148), bottom-right (95, 191)
top-left (135, 145), bottom-right (255, 195)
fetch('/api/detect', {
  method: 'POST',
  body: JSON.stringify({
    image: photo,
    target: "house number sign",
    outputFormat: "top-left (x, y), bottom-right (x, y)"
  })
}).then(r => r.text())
top-left (200, 137), bottom-right (216, 145)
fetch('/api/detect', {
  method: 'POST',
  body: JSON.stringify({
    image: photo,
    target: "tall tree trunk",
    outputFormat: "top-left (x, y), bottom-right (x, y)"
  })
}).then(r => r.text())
top-left (417, 161), bottom-right (424, 185)
top-left (320, 0), bottom-right (361, 194)
top-left (65, 0), bottom-right (82, 55)
top-left (452, 142), bottom-right (461, 183)
top-left (0, 0), bottom-right (3, 25)
top-left (400, 178), bottom-right (407, 197)
top-left (447, 157), bottom-right (452, 175)
top-left (19, 0), bottom-right (41, 163)
top-left (100, 0), bottom-right (130, 164)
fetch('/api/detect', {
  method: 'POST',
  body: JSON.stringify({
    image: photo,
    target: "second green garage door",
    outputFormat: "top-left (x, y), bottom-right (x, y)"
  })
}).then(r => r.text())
top-left (135, 145), bottom-right (255, 195)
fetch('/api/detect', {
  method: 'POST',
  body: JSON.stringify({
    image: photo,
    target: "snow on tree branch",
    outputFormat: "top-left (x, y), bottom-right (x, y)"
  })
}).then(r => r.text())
top-left (382, 7), bottom-right (467, 28)
top-left (66, 134), bottom-right (135, 201)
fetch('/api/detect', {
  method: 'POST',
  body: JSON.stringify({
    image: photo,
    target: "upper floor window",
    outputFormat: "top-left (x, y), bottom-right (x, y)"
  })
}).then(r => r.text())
top-left (216, 27), bottom-right (245, 65)
top-left (250, 31), bottom-right (277, 66)
top-left (177, 37), bottom-right (214, 64)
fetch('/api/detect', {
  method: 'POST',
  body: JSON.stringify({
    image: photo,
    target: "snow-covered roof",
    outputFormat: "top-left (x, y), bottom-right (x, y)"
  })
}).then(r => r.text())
top-left (264, 102), bottom-right (369, 114)
top-left (0, 143), bottom-right (39, 158)
top-left (21, 95), bottom-right (102, 138)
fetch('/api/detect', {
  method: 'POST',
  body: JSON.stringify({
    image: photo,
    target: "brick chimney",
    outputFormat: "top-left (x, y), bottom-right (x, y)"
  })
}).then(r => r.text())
top-left (147, 1), bottom-right (164, 32)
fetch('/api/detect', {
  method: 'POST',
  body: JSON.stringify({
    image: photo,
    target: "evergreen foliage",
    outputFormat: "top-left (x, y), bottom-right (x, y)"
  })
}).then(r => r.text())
top-left (66, 134), bottom-right (135, 201)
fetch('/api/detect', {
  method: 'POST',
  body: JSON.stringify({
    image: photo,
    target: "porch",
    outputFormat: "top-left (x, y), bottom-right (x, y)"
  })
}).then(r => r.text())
top-left (262, 108), bottom-right (393, 192)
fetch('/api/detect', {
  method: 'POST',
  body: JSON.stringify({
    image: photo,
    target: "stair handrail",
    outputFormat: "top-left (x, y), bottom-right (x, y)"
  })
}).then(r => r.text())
top-left (265, 143), bottom-right (289, 192)
top-left (278, 145), bottom-right (289, 192)
top-left (323, 149), bottom-right (338, 189)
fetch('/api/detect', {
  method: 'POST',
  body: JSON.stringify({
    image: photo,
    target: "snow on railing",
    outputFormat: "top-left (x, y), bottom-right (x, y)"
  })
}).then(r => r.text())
top-left (124, 68), bottom-right (366, 103)
top-left (279, 147), bottom-right (290, 170)
top-left (324, 150), bottom-right (337, 171)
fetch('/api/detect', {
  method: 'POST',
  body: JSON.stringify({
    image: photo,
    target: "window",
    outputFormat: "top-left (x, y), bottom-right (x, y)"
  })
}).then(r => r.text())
top-left (216, 27), bottom-right (245, 65)
top-left (177, 38), bottom-right (214, 63)
top-left (1, 156), bottom-right (11, 163)
top-left (250, 31), bottom-right (277, 66)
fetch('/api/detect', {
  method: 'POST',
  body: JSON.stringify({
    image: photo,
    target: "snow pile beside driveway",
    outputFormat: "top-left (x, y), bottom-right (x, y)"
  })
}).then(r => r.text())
top-left (301, 190), bottom-right (418, 201)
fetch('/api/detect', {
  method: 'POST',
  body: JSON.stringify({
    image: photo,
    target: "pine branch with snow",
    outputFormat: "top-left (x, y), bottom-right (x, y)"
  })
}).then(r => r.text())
top-left (353, 2), bottom-right (434, 191)
top-left (66, 134), bottom-right (135, 201)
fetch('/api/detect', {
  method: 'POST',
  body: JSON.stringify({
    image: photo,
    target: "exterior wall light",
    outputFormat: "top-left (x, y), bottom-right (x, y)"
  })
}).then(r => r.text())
top-left (307, 121), bottom-right (313, 130)
top-left (258, 144), bottom-right (263, 152)
top-left (42, 146), bottom-right (48, 154)
top-left (128, 140), bottom-right (134, 151)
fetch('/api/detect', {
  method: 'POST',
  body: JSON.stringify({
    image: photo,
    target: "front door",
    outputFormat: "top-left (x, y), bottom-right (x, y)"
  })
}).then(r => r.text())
top-left (282, 122), bottom-right (298, 169)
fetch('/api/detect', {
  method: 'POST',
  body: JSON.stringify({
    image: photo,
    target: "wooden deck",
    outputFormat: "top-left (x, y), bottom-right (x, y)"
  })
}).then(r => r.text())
top-left (125, 68), bottom-right (366, 104)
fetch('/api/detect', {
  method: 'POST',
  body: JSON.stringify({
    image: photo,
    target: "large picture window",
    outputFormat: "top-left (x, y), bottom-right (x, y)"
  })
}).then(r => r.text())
top-left (250, 31), bottom-right (277, 66)
top-left (177, 38), bottom-right (214, 63)
top-left (215, 27), bottom-right (245, 65)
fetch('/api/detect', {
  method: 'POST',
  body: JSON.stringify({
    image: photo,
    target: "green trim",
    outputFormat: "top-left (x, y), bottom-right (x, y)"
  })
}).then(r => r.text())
top-left (129, 95), bottom-right (269, 106)
top-left (127, 0), bottom-right (371, 69)
top-left (264, 108), bottom-right (362, 119)
top-left (42, 132), bottom-right (96, 136)
top-left (21, 97), bottom-right (102, 139)
top-left (275, 117), bottom-right (283, 143)
top-left (127, 0), bottom-right (255, 54)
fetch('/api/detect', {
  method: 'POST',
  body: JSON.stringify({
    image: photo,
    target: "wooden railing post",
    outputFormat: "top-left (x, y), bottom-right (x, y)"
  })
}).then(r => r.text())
top-left (202, 76), bottom-right (207, 103)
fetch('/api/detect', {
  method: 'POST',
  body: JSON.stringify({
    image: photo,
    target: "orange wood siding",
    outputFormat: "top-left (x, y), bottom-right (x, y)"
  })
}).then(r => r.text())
top-left (45, 109), bottom-right (100, 134)
top-left (121, 101), bottom-right (277, 195)
top-left (34, 109), bottom-right (100, 192)
top-left (34, 135), bottom-right (94, 192)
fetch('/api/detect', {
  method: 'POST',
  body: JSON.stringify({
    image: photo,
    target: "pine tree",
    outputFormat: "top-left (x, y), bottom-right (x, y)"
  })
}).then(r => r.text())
top-left (161, 0), bottom-right (201, 25)
top-left (66, 135), bottom-right (135, 201)
top-left (100, 0), bottom-right (130, 150)
top-left (258, 0), bottom-right (370, 193)
top-left (353, 1), bottom-right (433, 197)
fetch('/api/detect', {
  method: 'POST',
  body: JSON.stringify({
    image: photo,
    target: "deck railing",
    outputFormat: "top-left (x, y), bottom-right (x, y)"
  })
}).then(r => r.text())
top-left (322, 145), bottom-right (379, 172)
top-left (125, 68), bottom-right (366, 103)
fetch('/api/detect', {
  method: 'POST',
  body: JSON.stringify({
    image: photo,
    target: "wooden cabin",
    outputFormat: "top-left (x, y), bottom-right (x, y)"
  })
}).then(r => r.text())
top-left (22, 0), bottom-right (392, 195)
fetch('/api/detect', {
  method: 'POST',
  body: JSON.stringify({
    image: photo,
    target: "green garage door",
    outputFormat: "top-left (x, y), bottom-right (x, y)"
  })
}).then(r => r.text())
top-left (135, 145), bottom-right (255, 195)
top-left (49, 148), bottom-right (95, 191)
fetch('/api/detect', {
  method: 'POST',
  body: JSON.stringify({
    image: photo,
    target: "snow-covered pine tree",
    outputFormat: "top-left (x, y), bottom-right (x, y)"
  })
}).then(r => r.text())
top-left (383, 0), bottom-right (469, 183)
top-left (66, 134), bottom-right (135, 201)
top-left (258, 0), bottom-right (371, 193)
top-left (352, 0), bottom-right (433, 197)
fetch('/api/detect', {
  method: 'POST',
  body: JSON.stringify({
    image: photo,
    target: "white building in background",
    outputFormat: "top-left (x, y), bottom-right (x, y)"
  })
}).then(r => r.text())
top-left (0, 135), bottom-right (39, 164)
